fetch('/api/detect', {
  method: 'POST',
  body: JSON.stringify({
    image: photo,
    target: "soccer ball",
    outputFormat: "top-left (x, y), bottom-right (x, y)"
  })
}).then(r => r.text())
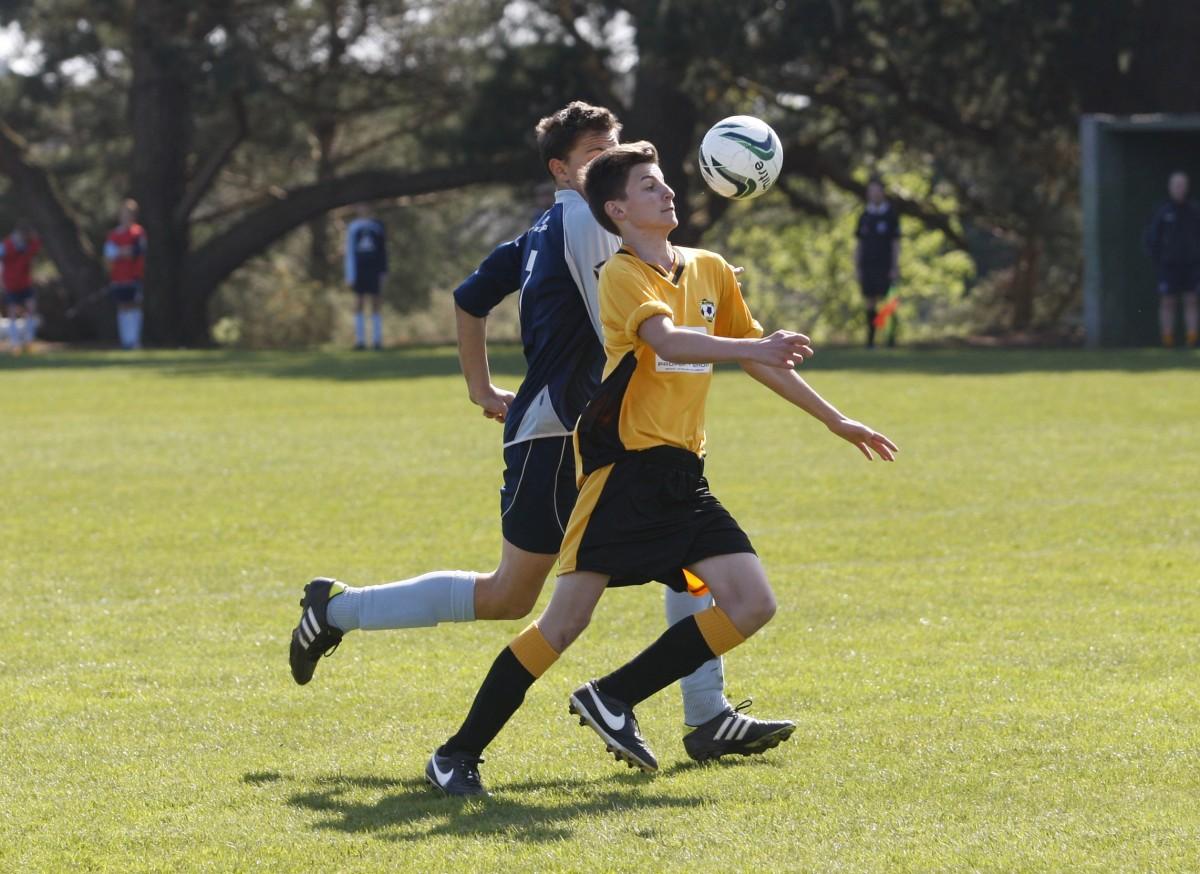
top-left (697, 116), bottom-right (784, 200)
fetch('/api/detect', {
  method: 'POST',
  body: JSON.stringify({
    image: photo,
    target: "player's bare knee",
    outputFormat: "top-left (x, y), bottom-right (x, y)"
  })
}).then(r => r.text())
top-left (543, 612), bottom-right (590, 652)
top-left (495, 589), bottom-right (538, 620)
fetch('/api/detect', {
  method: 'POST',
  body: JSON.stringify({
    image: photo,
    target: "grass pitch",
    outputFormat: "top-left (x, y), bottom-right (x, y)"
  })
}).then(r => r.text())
top-left (2, 347), bottom-right (1198, 872)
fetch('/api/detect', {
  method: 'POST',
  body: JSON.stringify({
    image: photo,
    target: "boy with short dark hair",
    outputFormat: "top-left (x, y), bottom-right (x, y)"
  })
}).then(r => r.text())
top-left (290, 105), bottom-right (791, 770)
top-left (425, 141), bottom-right (898, 796)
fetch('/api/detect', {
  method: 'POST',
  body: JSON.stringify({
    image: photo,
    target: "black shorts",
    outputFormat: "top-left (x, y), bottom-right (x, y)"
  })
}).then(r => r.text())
top-left (109, 283), bottom-right (142, 305)
top-left (1157, 263), bottom-right (1200, 296)
top-left (860, 273), bottom-right (891, 300)
top-left (559, 445), bottom-right (755, 593)
top-left (500, 435), bottom-right (577, 555)
top-left (353, 276), bottom-right (382, 296)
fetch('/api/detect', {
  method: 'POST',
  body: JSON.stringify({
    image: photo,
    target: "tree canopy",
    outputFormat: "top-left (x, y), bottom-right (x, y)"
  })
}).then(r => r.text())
top-left (1, 0), bottom-right (1197, 344)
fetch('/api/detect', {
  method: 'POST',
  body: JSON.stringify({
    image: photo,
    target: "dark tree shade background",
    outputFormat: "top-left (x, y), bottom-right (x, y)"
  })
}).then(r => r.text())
top-left (1, 0), bottom-right (1198, 346)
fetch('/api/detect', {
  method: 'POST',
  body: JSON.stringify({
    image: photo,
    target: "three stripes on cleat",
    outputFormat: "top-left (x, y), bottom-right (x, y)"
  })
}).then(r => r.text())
top-left (712, 712), bottom-right (754, 743)
top-left (295, 606), bottom-right (321, 650)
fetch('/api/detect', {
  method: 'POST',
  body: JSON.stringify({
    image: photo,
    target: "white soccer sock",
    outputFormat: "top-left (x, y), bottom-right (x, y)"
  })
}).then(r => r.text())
top-left (117, 311), bottom-right (132, 348)
top-left (325, 571), bottom-right (476, 632)
top-left (22, 314), bottom-right (35, 344)
top-left (354, 313), bottom-right (365, 345)
top-left (666, 587), bottom-right (731, 726)
top-left (371, 313), bottom-right (382, 346)
top-left (8, 317), bottom-right (21, 347)
top-left (130, 309), bottom-right (143, 348)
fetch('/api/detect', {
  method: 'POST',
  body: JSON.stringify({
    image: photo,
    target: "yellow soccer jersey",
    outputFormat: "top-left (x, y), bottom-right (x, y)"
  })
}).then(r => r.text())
top-left (574, 245), bottom-right (763, 474)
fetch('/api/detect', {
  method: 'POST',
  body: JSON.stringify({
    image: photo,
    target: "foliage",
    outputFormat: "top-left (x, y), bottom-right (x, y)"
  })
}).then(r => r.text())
top-left (708, 165), bottom-right (974, 342)
top-left (2, 1), bottom-right (1199, 343)
top-left (2, 347), bottom-right (1199, 869)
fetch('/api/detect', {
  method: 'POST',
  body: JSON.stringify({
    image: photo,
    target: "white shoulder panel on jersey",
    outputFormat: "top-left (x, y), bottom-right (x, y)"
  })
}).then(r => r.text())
top-left (558, 189), bottom-right (620, 343)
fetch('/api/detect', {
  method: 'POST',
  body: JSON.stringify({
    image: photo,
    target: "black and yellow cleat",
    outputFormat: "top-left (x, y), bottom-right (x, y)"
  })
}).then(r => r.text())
top-left (288, 578), bottom-right (346, 685)
top-left (682, 699), bottom-right (795, 762)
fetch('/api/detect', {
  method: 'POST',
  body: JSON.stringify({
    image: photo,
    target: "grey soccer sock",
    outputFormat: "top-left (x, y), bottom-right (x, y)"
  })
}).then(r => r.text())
top-left (326, 571), bottom-right (476, 631)
top-left (665, 587), bottom-right (731, 726)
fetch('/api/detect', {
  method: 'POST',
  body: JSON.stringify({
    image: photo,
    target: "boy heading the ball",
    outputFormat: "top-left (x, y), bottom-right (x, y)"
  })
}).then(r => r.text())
top-left (288, 103), bottom-right (792, 766)
top-left (425, 142), bottom-right (898, 795)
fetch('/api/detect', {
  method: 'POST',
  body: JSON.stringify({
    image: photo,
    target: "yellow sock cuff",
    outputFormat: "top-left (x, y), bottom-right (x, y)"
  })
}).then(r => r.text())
top-left (509, 622), bottom-right (560, 678)
top-left (694, 606), bottom-right (745, 656)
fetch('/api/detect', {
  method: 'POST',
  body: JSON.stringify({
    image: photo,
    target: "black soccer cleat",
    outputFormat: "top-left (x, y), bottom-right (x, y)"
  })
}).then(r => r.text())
top-left (568, 681), bottom-right (658, 773)
top-left (425, 750), bottom-right (487, 797)
top-left (288, 577), bottom-right (346, 685)
top-left (682, 699), bottom-right (796, 762)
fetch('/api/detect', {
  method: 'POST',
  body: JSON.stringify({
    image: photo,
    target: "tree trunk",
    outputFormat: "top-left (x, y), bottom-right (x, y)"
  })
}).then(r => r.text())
top-left (626, 11), bottom-right (701, 244)
top-left (130, 0), bottom-right (201, 346)
top-left (1010, 237), bottom-right (1040, 331)
top-left (306, 119), bottom-right (338, 284)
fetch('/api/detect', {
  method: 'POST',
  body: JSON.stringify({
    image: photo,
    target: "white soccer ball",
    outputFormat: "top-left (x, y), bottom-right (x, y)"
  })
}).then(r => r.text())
top-left (697, 116), bottom-right (784, 200)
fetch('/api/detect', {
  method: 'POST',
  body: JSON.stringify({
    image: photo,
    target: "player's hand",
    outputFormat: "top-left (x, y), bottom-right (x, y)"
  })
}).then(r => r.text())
top-left (827, 417), bottom-right (898, 461)
top-left (748, 330), bottom-right (814, 369)
top-left (470, 384), bottom-right (515, 423)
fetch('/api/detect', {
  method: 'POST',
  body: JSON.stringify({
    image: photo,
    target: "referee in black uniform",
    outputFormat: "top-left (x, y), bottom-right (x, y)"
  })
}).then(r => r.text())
top-left (855, 177), bottom-right (901, 348)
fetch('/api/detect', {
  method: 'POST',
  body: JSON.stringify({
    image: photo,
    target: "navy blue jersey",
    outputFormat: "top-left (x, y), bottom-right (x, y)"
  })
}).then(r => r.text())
top-left (855, 202), bottom-right (900, 273)
top-left (345, 218), bottom-right (388, 285)
top-left (1144, 199), bottom-right (1200, 266)
top-left (455, 189), bottom-right (620, 447)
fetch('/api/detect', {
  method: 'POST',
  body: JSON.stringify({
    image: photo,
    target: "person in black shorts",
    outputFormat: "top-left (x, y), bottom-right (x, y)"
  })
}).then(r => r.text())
top-left (424, 142), bottom-right (898, 796)
top-left (1143, 171), bottom-right (1200, 347)
top-left (855, 177), bottom-right (901, 348)
top-left (288, 104), bottom-right (791, 767)
top-left (344, 205), bottom-right (388, 349)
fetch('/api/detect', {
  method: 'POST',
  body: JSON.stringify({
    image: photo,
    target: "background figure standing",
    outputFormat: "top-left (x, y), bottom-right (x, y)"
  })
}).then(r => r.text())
top-left (105, 199), bottom-right (146, 350)
top-left (0, 221), bottom-right (42, 355)
top-left (1143, 171), bottom-right (1200, 348)
top-left (345, 204), bottom-right (388, 350)
top-left (855, 177), bottom-right (901, 348)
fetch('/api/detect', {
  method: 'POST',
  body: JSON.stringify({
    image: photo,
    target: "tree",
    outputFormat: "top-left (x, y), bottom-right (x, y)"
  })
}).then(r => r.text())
top-left (1, 0), bottom-right (537, 345)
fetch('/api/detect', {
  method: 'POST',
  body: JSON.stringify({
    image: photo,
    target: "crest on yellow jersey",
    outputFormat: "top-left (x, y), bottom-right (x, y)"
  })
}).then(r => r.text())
top-left (699, 298), bottom-right (716, 322)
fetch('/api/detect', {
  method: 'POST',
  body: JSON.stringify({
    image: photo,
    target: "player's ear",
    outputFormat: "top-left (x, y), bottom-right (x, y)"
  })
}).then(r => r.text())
top-left (547, 158), bottom-right (569, 185)
top-left (604, 200), bottom-right (625, 227)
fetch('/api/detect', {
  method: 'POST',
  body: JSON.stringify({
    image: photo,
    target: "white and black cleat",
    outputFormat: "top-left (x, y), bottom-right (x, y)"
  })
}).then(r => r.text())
top-left (425, 750), bottom-right (487, 797)
top-left (568, 681), bottom-right (658, 773)
top-left (288, 577), bottom-right (346, 685)
top-left (682, 699), bottom-right (795, 762)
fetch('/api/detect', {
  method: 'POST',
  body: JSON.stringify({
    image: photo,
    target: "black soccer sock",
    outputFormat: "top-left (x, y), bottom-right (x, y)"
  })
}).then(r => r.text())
top-left (440, 623), bottom-right (559, 757)
top-left (595, 607), bottom-right (744, 708)
top-left (866, 306), bottom-right (878, 348)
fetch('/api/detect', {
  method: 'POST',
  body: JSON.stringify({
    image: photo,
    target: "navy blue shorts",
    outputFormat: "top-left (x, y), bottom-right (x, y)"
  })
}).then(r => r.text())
top-left (110, 283), bottom-right (142, 305)
top-left (1157, 263), bottom-right (1200, 295)
top-left (4, 288), bottom-right (34, 308)
top-left (500, 435), bottom-right (577, 555)
top-left (353, 276), bottom-right (382, 296)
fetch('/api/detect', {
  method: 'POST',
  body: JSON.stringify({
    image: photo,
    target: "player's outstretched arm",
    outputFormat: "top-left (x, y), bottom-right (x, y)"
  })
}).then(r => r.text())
top-left (740, 361), bottom-right (899, 461)
top-left (455, 304), bottom-right (514, 423)
top-left (639, 315), bottom-right (814, 368)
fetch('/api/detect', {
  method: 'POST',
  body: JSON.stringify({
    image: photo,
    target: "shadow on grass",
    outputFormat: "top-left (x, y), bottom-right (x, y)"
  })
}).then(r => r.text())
top-left (248, 769), bottom-right (701, 843)
top-left (4, 346), bottom-right (1197, 382)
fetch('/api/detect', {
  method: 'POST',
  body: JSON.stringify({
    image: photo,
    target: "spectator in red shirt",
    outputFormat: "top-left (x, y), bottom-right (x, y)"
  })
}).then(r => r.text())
top-left (105, 199), bottom-right (147, 350)
top-left (0, 221), bottom-right (42, 355)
